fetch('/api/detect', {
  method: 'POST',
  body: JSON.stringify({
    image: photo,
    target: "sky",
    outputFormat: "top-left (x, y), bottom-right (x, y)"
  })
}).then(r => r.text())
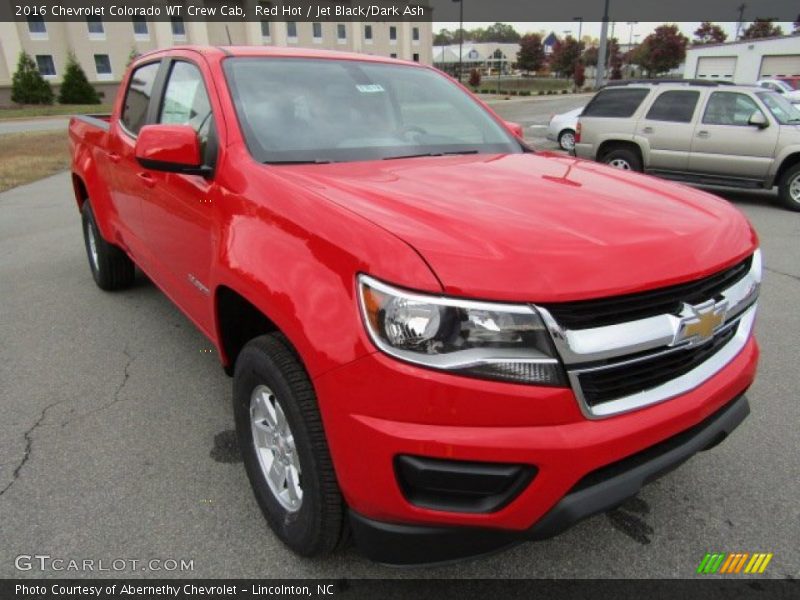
top-left (433, 22), bottom-right (796, 44)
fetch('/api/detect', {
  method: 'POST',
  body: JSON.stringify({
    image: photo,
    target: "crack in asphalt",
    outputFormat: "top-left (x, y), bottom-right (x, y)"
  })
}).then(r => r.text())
top-left (60, 345), bottom-right (134, 427)
top-left (0, 400), bottom-right (64, 499)
top-left (765, 266), bottom-right (800, 283)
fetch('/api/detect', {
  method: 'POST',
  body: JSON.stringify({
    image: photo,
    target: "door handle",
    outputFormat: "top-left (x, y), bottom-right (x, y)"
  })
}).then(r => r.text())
top-left (137, 172), bottom-right (156, 188)
top-left (107, 152), bottom-right (121, 164)
top-left (642, 126), bottom-right (654, 134)
top-left (697, 131), bottom-right (709, 138)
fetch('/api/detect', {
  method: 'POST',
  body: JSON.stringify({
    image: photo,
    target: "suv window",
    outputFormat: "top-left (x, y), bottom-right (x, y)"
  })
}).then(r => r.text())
top-left (121, 61), bottom-right (160, 135)
top-left (645, 90), bottom-right (699, 123)
top-left (158, 61), bottom-right (215, 162)
top-left (702, 92), bottom-right (763, 126)
top-left (583, 88), bottom-right (649, 118)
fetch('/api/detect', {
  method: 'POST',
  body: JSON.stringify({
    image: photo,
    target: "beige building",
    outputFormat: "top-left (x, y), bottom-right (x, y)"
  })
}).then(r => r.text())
top-left (0, 16), bottom-right (432, 104)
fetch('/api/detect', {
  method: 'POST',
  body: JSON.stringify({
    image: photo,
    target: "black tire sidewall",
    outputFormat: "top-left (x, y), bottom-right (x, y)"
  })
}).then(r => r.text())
top-left (778, 165), bottom-right (800, 212)
top-left (81, 203), bottom-right (104, 286)
top-left (233, 342), bottom-right (328, 555)
top-left (603, 148), bottom-right (642, 172)
top-left (558, 129), bottom-right (575, 151)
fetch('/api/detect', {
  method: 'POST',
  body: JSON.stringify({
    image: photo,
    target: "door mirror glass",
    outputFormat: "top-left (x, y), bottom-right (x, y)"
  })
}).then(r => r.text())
top-left (748, 111), bottom-right (768, 128)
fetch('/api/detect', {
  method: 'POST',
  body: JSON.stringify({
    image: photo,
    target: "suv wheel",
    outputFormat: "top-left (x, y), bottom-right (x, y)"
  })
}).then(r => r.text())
top-left (778, 163), bottom-right (800, 212)
top-left (81, 201), bottom-right (135, 290)
top-left (233, 333), bottom-right (345, 557)
top-left (558, 129), bottom-right (576, 151)
top-left (602, 147), bottom-right (643, 172)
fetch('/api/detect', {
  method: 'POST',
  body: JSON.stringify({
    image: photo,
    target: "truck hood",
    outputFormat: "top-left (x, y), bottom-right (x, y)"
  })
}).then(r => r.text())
top-left (284, 153), bottom-right (757, 302)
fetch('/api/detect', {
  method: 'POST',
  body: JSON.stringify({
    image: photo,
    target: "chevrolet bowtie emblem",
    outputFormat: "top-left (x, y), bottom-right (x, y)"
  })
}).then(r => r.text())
top-left (674, 299), bottom-right (728, 346)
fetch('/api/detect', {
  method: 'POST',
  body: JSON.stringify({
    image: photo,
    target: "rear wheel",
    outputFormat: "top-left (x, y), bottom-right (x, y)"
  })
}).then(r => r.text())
top-left (81, 202), bottom-right (135, 290)
top-left (558, 129), bottom-right (576, 151)
top-left (777, 163), bottom-right (800, 212)
top-left (233, 333), bottom-right (345, 557)
top-left (602, 147), bottom-right (643, 172)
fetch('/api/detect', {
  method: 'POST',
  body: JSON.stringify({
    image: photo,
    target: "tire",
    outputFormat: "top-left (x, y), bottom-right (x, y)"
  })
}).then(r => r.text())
top-left (777, 163), bottom-right (800, 212)
top-left (558, 129), bottom-right (576, 152)
top-left (233, 333), bottom-right (345, 557)
top-left (602, 147), bottom-right (643, 172)
top-left (81, 201), bottom-right (135, 291)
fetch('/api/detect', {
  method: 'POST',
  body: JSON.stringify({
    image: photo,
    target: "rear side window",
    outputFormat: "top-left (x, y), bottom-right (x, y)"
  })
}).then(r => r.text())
top-left (121, 61), bottom-right (160, 135)
top-left (645, 91), bottom-right (700, 123)
top-left (583, 88), bottom-right (649, 118)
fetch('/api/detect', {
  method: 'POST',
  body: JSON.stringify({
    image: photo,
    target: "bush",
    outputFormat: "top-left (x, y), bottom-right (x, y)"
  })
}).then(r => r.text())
top-left (468, 68), bottom-right (481, 90)
top-left (538, 90), bottom-right (545, 95)
top-left (11, 51), bottom-right (54, 105)
top-left (561, 89), bottom-right (569, 94)
top-left (58, 53), bottom-right (101, 104)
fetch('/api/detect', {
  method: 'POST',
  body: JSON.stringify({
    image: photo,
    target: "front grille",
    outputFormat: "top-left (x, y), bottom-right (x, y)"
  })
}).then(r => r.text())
top-left (542, 256), bottom-right (752, 330)
top-left (577, 325), bottom-right (738, 407)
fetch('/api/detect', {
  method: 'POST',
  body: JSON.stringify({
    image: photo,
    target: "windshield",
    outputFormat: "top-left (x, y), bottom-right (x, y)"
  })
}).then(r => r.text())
top-left (223, 57), bottom-right (522, 164)
top-left (756, 91), bottom-right (800, 125)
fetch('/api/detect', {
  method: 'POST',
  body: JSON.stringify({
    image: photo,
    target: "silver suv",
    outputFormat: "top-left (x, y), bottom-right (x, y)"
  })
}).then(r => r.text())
top-left (573, 81), bottom-right (800, 211)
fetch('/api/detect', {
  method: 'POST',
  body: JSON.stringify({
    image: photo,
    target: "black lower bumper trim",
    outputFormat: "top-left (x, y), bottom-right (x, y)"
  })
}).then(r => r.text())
top-left (350, 394), bottom-right (750, 565)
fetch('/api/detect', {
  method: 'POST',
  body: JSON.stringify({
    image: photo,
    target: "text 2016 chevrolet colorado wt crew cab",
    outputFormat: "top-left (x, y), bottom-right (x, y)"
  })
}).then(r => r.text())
top-left (69, 46), bottom-right (761, 565)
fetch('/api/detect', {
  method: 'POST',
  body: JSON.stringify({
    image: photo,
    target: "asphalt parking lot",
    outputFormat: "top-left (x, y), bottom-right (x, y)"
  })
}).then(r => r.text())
top-left (0, 98), bottom-right (798, 579)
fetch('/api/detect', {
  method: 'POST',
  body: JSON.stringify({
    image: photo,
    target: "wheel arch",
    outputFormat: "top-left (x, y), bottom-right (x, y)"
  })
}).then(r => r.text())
top-left (774, 152), bottom-right (800, 187)
top-left (597, 140), bottom-right (644, 165)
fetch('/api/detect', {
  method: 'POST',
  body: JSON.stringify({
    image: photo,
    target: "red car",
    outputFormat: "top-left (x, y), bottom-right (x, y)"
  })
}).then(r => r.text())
top-left (69, 46), bottom-right (761, 564)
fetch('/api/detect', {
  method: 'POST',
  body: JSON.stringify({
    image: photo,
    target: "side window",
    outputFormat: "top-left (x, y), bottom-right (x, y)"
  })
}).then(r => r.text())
top-left (158, 61), bottom-right (215, 161)
top-left (645, 91), bottom-right (699, 123)
top-left (121, 61), bottom-right (160, 135)
top-left (702, 92), bottom-right (763, 126)
top-left (582, 88), bottom-right (650, 118)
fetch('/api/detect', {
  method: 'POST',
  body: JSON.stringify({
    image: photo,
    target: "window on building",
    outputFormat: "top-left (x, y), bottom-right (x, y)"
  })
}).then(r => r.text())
top-left (121, 61), bottom-right (160, 135)
top-left (86, 16), bottom-right (104, 35)
top-left (287, 21), bottom-right (297, 39)
top-left (645, 90), bottom-right (700, 123)
top-left (27, 16), bottom-right (46, 35)
top-left (582, 88), bottom-right (649, 118)
top-left (390, 26), bottom-right (397, 41)
top-left (94, 54), bottom-right (112, 76)
top-left (260, 20), bottom-right (270, 38)
top-left (364, 25), bottom-right (373, 41)
top-left (413, 53), bottom-right (420, 63)
top-left (132, 16), bottom-right (148, 36)
top-left (337, 24), bottom-right (346, 41)
top-left (702, 92), bottom-right (765, 126)
top-left (390, 53), bottom-right (397, 59)
top-left (35, 55), bottom-right (55, 76)
top-left (171, 17), bottom-right (186, 38)
top-left (313, 22), bottom-right (322, 39)
top-left (413, 27), bottom-right (419, 41)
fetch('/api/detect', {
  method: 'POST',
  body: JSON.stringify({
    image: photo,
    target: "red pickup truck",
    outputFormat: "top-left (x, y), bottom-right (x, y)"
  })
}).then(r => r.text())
top-left (69, 46), bottom-right (761, 564)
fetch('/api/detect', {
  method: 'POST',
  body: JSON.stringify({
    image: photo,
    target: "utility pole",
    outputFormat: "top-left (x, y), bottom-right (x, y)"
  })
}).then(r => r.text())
top-left (735, 3), bottom-right (746, 40)
top-left (453, 0), bottom-right (464, 81)
top-left (594, 0), bottom-right (610, 87)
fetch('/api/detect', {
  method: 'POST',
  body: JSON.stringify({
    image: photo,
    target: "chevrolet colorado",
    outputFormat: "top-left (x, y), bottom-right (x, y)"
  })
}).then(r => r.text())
top-left (69, 46), bottom-right (761, 564)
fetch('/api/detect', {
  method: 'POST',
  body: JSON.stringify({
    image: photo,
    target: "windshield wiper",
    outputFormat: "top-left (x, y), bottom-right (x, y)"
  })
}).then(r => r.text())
top-left (383, 150), bottom-right (480, 161)
top-left (264, 159), bottom-right (333, 165)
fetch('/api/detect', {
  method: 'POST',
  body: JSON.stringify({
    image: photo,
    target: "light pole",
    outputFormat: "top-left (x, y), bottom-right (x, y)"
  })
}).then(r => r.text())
top-left (453, 0), bottom-right (463, 81)
top-left (573, 17), bottom-right (583, 46)
top-left (595, 0), bottom-right (610, 87)
top-left (627, 21), bottom-right (638, 79)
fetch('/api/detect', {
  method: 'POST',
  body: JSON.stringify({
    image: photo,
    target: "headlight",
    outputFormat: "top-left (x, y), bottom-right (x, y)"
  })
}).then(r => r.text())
top-left (358, 274), bottom-right (566, 386)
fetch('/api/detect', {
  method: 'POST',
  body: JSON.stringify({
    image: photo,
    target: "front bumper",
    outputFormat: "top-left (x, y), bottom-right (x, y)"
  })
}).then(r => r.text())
top-left (313, 333), bottom-right (757, 563)
top-left (349, 393), bottom-right (750, 565)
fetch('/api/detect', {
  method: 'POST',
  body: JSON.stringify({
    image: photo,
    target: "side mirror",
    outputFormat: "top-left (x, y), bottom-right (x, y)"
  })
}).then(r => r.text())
top-left (504, 120), bottom-right (524, 139)
top-left (135, 124), bottom-right (210, 176)
top-left (748, 111), bottom-right (768, 129)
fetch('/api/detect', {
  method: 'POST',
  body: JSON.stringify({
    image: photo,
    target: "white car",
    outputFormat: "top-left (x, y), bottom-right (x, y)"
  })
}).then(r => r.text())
top-left (546, 106), bottom-right (584, 151)
top-left (755, 79), bottom-right (800, 104)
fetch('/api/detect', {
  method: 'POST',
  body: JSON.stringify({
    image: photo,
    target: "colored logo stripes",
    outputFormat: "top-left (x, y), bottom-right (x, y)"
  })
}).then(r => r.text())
top-left (697, 552), bottom-right (773, 574)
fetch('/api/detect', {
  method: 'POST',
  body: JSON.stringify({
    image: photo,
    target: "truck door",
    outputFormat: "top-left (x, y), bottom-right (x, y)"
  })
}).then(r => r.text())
top-left (637, 89), bottom-right (702, 172)
top-left (137, 57), bottom-right (219, 336)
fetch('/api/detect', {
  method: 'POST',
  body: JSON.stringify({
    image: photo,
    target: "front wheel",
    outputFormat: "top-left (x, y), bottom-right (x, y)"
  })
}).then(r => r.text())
top-left (777, 163), bottom-right (800, 212)
top-left (602, 147), bottom-right (643, 172)
top-left (233, 333), bottom-right (345, 557)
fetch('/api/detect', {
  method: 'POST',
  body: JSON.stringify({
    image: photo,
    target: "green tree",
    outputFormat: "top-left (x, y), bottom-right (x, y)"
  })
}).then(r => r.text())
top-left (516, 33), bottom-right (545, 74)
top-left (742, 18), bottom-right (784, 39)
top-left (693, 22), bottom-right (728, 44)
top-left (58, 53), bottom-right (100, 104)
top-left (11, 51), bottom-right (54, 105)
top-left (482, 22), bottom-right (520, 43)
top-left (633, 24), bottom-right (688, 77)
top-left (126, 47), bottom-right (141, 67)
top-left (433, 29), bottom-right (454, 45)
top-left (549, 36), bottom-right (582, 77)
